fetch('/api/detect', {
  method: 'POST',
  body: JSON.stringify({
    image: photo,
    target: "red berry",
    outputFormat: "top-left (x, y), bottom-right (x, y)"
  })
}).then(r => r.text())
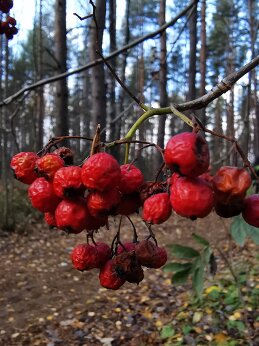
top-left (170, 176), bottom-right (214, 219)
top-left (28, 178), bottom-right (61, 213)
top-left (35, 153), bottom-right (64, 181)
top-left (142, 192), bottom-right (172, 224)
top-left (53, 166), bottom-right (84, 198)
top-left (135, 240), bottom-right (167, 268)
top-left (55, 198), bottom-right (89, 233)
top-left (164, 132), bottom-right (210, 177)
top-left (212, 166), bottom-right (251, 204)
top-left (214, 199), bottom-right (243, 218)
top-left (119, 164), bottom-right (144, 194)
top-left (44, 212), bottom-right (57, 227)
top-left (117, 242), bottom-right (137, 254)
top-left (53, 146), bottom-right (74, 165)
top-left (86, 188), bottom-right (121, 216)
top-left (10, 152), bottom-right (39, 184)
top-left (85, 213), bottom-right (108, 231)
top-left (70, 244), bottom-right (99, 271)
top-left (95, 242), bottom-right (112, 267)
top-left (116, 193), bottom-right (141, 215)
top-left (99, 259), bottom-right (125, 290)
top-left (113, 252), bottom-right (144, 284)
top-left (81, 153), bottom-right (121, 191)
top-left (242, 194), bottom-right (259, 227)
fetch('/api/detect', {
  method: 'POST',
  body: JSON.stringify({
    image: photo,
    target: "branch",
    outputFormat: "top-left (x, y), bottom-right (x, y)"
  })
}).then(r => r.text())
top-left (0, 0), bottom-right (197, 107)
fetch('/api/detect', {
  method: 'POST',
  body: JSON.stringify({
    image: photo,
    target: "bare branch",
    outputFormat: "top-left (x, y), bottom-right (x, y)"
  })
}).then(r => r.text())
top-left (73, 12), bottom-right (93, 21)
top-left (0, 0), bottom-right (197, 107)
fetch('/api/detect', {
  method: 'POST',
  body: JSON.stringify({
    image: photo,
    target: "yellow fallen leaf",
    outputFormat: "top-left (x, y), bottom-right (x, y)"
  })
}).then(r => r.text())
top-left (229, 311), bottom-right (241, 321)
top-left (164, 279), bottom-right (171, 285)
top-left (193, 311), bottom-right (203, 323)
top-left (140, 295), bottom-right (150, 303)
top-left (141, 308), bottom-right (153, 319)
top-left (155, 320), bottom-right (163, 328)
top-left (177, 312), bottom-right (189, 320)
top-left (205, 307), bottom-right (213, 314)
top-left (193, 327), bottom-right (203, 334)
top-left (46, 315), bottom-right (53, 321)
top-left (205, 285), bottom-right (220, 295)
top-left (114, 307), bottom-right (121, 313)
top-left (214, 332), bottom-right (229, 344)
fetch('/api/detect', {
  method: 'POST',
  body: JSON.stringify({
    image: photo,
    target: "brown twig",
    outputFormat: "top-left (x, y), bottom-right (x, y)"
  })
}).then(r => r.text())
top-left (73, 12), bottom-right (93, 21)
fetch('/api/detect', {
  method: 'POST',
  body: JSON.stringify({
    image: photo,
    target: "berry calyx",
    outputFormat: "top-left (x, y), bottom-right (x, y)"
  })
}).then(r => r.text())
top-left (81, 152), bottom-right (121, 191)
top-left (164, 132), bottom-right (210, 177)
top-left (10, 152), bottom-right (39, 184)
top-left (118, 164), bottom-right (144, 194)
top-left (35, 154), bottom-right (64, 181)
top-left (53, 146), bottom-right (74, 165)
top-left (53, 166), bottom-right (84, 198)
top-left (242, 194), bottom-right (259, 228)
top-left (142, 192), bottom-right (172, 224)
top-left (28, 178), bottom-right (61, 213)
top-left (99, 259), bottom-right (125, 290)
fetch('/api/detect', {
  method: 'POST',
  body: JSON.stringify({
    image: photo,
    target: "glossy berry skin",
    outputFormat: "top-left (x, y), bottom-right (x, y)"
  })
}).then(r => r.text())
top-left (164, 132), bottom-right (210, 178)
top-left (81, 153), bottom-right (121, 191)
top-left (142, 192), bottom-right (172, 224)
top-left (135, 240), bottom-right (167, 269)
top-left (44, 212), bottom-right (57, 227)
top-left (35, 154), bottom-right (64, 181)
top-left (117, 242), bottom-right (137, 254)
top-left (242, 195), bottom-right (259, 227)
top-left (28, 178), bottom-right (60, 213)
top-left (55, 198), bottom-right (88, 233)
top-left (87, 188), bottom-right (121, 216)
top-left (53, 166), bottom-right (84, 198)
top-left (119, 164), bottom-right (144, 194)
top-left (116, 193), bottom-right (141, 215)
top-left (99, 259), bottom-right (125, 290)
top-left (10, 152), bottom-right (39, 184)
top-left (53, 146), bottom-right (74, 165)
top-left (71, 244), bottom-right (99, 271)
top-left (170, 176), bottom-right (214, 219)
top-left (213, 166), bottom-right (251, 204)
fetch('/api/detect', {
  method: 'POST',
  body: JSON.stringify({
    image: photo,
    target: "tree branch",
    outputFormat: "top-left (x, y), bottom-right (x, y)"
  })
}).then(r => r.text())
top-left (0, 0), bottom-right (197, 107)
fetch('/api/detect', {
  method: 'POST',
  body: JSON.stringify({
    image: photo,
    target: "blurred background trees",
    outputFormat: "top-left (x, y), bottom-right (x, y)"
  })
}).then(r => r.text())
top-left (0, 0), bottom-right (258, 230)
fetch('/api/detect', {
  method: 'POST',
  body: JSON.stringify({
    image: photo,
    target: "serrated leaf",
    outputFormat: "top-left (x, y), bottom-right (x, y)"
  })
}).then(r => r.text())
top-left (192, 233), bottom-right (209, 246)
top-left (172, 267), bottom-right (191, 285)
top-left (192, 266), bottom-right (204, 298)
top-left (168, 244), bottom-right (200, 259)
top-left (160, 325), bottom-right (175, 339)
top-left (230, 216), bottom-right (247, 246)
top-left (163, 262), bottom-right (192, 273)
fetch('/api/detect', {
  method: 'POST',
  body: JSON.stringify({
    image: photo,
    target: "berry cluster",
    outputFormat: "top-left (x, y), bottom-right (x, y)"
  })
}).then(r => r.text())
top-left (0, 1), bottom-right (18, 40)
top-left (10, 131), bottom-right (258, 289)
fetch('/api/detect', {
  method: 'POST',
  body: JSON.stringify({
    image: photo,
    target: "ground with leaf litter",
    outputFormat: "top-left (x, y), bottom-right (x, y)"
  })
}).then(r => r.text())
top-left (0, 214), bottom-right (258, 346)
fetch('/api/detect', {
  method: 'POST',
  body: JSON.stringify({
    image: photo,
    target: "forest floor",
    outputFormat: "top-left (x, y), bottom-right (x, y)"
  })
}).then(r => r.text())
top-left (0, 214), bottom-right (258, 346)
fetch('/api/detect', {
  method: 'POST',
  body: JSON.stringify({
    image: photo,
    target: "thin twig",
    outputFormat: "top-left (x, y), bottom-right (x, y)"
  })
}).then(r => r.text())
top-left (73, 12), bottom-right (93, 21)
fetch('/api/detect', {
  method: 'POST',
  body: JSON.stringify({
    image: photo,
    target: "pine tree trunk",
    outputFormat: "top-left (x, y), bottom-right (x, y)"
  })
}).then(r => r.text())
top-left (199, 0), bottom-right (206, 126)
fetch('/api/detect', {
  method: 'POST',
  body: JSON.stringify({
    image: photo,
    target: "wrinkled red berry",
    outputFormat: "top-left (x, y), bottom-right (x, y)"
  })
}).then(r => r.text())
top-left (10, 152), bottom-right (39, 184)
top-left (44, 212), bottom-right (57, 227)
top-left (143, 192), bottom-right (172, 224)
top-left (135, 240), bottom-right (167, 268)
top-left (113, 252), bottom-right (144, 284)
top-left (117, 242), bottom-right (137, 254)
top-left (55, 198), bottom-right (89, 233)
top-left (85, 213), bottom-right (108, 231)
top-left (170, 176), bottom-right (214, 219)
top-left (164, 132), bottom-right (210, 178)
top-left (118, 164), bottom-right (144, 194)
top-left (214, 200), bottom-right (243, 218)
top-left (28, 178), bottom-right (61, 212)
top-left (71, 244), bottom-right (99, 271)
top-left (99, 259), bottom-right (125, 290)
top-left (242, 194), bottom-right (259, 227)
top-left (87, 188), bottom-right (121, 216)
top-left (36, 154), bottom-right (64, 181)
top-left (53, 146), bottom-right (74, 165)
top-left (95, 242), bottom-right (112, 267)
top-left (116, 193), bottom-right (141, 215)
top-left (81, 153), bottom-right (121, 191)
top-left (213, 166), bottom-right (252, 204)
top-left (53, 166), bottom-right (84, 198)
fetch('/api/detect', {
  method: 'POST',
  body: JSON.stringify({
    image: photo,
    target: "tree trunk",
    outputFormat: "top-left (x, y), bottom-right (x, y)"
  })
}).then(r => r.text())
top-left (198, 0), bottom-right (206, 126)
top-left (55, 0), bottom-right (68, 137)
top-left (90, 0), bottom-right (107, 141)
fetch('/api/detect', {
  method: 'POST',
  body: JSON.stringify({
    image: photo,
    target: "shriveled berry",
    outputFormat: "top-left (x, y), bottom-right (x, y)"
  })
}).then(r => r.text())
top-left (119, 164), bottom-right (144, 194)
top-left (99, 259), bottom-right (125, 290)
top-left (85, 213), bottom-right (108, 231)
top-left (95, 242), bottom-right (112, 267)
top-left (113, 252), bottom-right (144, 284)
top-left (139, 181), bottom-right (166, 204)
top-left (213, 166), bottom-right (252, 204)
top-left (135, 240), bottom-right (167, 268)
top-left (28, 178), bottom-right (61, 213)
top-left (242, 194), bottom-right (259, 227)
top-left (143, 192), bottom-right (172, 224)
top-left (53, 146), bottom-right (74, 165)
top-left (81, 152), bottom-right (121, 191)
top-left (170, 176), bottom-right (214, 219)
top-left (55, 198), bottom-right (89, 233)
top-left (87, 188), bottom-right (121, 216)
top-left (35, 153), bottom-right (64, 181)
top-left (10, 152), bottom-right (39, 184)
top-left (44, 212), bottom-right (57, 227)
top-left (117, 242), bottom-right (137, 254)
top-left (214, 200), bottom-right (243, 218)
top-left (70, 244), bottom-right (99, 271)
top-left (116, 193), bottom-right (141, 215)
top-left (164, 132), bottom-right (210, 177)
top-left (53, 166), bottom-right (84, 198)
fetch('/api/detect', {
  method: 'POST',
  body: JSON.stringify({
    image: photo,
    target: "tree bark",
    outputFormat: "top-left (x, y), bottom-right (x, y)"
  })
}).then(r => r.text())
top-left (198, 0), bottom-right (206, 126)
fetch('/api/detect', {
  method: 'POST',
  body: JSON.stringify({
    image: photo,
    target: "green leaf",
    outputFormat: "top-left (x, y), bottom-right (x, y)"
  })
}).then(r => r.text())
top-left (163, 262), bottom-right (192, 273)
top-left (172, 267), bottom-right (191, 285)
top-left (244, 221), bottom-right (259, 245)
top-left (192, 266), bottom-right (204, 298)
top-left (168, 244), bottom-right (200, 259)
top-left (182, 325), bottom-right (193, 335)
top-left (230, 216), bottom-right (247, 246)
top-left (160, 325), bottom-right (175, 339)
top-left (192, 233), bottom-right (209, 246)
top-left (203, 246), bottom-right (212, 264)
